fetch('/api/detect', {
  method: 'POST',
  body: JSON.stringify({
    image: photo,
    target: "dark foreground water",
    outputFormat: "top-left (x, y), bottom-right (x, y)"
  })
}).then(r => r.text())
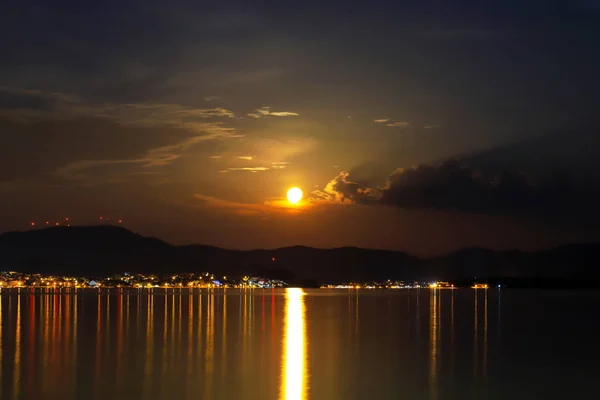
top-left (0, 288), bottom-right (599, 399)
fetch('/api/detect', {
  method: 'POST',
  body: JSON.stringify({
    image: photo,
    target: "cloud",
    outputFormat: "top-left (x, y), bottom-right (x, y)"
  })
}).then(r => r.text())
top-left (0, 87), bottom-right (236, 129)
top-left (204, 96), bottom-right (221, 101)
top-left (311, 171), bottom-right (381, 205)
top-left (238, 156), bottom-right (254, 160)
top-left (271, 161), bottom-right (290, 169)
top-left (257, 107), bottom-right (271, 116)
top-left (386, 121), bottom-right (410, 128)
top-left (55, 133), bottom-right (230, 180)
top-left (0, 86), bottom-right (83, 103)
top-left (247, 106), bottom-right (299, 118)
top-left (424, 125), bottom-right (441, 129)
top-left (0, 87), bottom-right (240, 181)
top-left (227, 167), bottom-right (269, 171)
top-left (54, 159), bottom-right (141, 181)
top-left (373, 118), bottom-right (410, 128)
top-left (209, 155), bottom-right (222, 159)
top-left (312, 159), bottom-right (600, 218)
top-left (269, 111), bottom-right (299, 117)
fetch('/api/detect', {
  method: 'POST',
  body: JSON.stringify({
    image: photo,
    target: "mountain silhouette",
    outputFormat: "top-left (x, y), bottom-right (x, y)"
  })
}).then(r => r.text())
top-left (1, 226), bottom-right (599, 285)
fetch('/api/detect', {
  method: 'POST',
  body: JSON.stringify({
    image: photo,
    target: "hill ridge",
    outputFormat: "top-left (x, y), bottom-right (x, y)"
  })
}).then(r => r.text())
top-left (1, 226), bottom-right (599, 283)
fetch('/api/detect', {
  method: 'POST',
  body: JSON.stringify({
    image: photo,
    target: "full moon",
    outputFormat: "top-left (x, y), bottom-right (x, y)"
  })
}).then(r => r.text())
top-left (286, 187), bottom-right (303, 204)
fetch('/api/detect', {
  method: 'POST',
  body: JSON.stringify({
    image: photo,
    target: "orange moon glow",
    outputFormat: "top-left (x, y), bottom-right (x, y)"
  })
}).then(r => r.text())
top-left (286, 187), bottom-right (303, 204)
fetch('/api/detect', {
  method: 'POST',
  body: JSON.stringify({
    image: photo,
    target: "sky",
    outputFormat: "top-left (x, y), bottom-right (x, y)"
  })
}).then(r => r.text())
top-left (1, 0), bottom-right (600, 255)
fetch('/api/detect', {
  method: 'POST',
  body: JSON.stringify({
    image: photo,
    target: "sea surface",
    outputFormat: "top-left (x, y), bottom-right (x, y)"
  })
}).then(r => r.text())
top-left (0, 288), bottom-right (599, 399)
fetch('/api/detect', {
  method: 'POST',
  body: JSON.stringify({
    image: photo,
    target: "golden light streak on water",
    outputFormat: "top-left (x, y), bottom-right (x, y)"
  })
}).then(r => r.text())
top-left (198, 292), bottom-right (202, 361)
top-left (187, 293), bottom-right (193, 390)
top-left (451, 290), bottom-right (455, 377)
top-left (280, 288), bottom-right (308, 400)
top-left (243, 290), bottom-right (247, 365)
top-left (163, 294), bottom-right (168, 378)
top-left (59, 294), bottom-right (63, 341)
top-left (73, 294), bottom-right (78, 395)
top-left (105, 294), bottom-right (110, 354)
top-left (126, 294), bottom-right (130, 335)
top-left (474, 288), bottom-right (479, 375)
top-left (355, 293), bottom-right (359, 336)
top-left (64, 295), bottom-right (70, 369)
top-left (222, 290), bottom-right (227, 380)
top-left (178, 294), bottom-right (182, 351)
top-left (95, 294), bottom-right (102, 391)
top-left (52, 294), bottom-right (58, 367)
top-left (483, 288), bottom-right (488, 378)
top-left (43, 295), bottom-right (50, 392)
top-left (143, 293), bottom-right (154, 398)
top-left (0, 295), bottom-right (2, 383)
top-left (204, 292), bottom-right (215, 400)
top-left (429, 289), bottom-right (438, 400)
top-left (171, 294), bottom-right (175, 358)
top-left (116, 293), bottom-right (123, 389)
top-left (13, 295), bottom-right (21, 399)
top-left (249, 290), bottom-right (253, 337)
top-left (136, 294), bottom-right (141, 342)
top-left (62, 295), bottom-right (70, 396)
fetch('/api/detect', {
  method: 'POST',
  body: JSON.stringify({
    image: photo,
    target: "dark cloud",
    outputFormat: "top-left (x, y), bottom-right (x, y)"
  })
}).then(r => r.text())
top-left (459, 131), bottom-right (600, 180)
top-left (315, 159), bottom-right (600, 218)
top-left (311, 171), bottom-right (380, 204)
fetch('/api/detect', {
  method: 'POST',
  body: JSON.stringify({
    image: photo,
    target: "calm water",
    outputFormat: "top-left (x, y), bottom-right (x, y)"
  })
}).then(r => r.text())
top-left (0, 288), bottom-right (599, 399)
